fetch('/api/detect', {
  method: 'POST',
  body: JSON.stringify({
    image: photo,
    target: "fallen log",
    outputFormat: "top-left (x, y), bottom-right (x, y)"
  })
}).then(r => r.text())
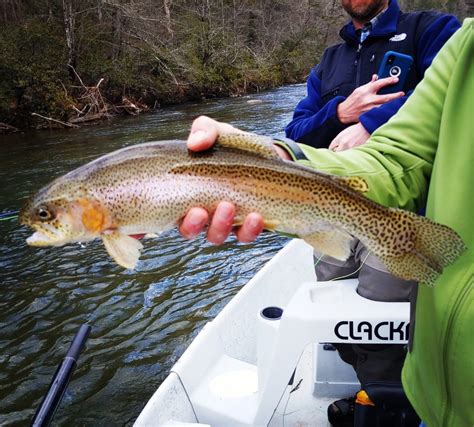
top-left (31, 113), bottom-right (79, 128)
top-left (0, 122), bottom-right (20, 133)
top-left (69, 113), bottom-right (111, 124)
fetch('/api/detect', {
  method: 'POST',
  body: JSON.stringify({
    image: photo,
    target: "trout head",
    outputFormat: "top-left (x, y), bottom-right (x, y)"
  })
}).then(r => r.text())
top-left (20, 184), bottom-right (113, 247)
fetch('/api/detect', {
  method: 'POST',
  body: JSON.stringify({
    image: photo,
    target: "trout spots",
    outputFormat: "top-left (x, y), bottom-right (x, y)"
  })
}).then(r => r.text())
top-left (20, 137), bottom-right (465, 281)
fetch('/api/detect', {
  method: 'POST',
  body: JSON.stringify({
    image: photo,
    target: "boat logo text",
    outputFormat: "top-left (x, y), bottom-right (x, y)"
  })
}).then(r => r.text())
top-left (334, 320), bottom-right (409, 341)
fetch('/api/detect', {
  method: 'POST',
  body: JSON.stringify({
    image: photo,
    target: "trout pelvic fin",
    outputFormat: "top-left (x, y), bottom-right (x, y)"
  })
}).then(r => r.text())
top-left (216, 133), bottom-right (280, 160)
top-left (102, 233), bottom-right (144, 269)
top-left (302, 229), bottom-right (353, 261)
top-left (263, 219), bottom-right (280, 230)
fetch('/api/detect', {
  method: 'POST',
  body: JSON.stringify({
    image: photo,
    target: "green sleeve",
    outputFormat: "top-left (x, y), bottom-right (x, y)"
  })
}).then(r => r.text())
top-left (288, 20), bottom-right (471, 213)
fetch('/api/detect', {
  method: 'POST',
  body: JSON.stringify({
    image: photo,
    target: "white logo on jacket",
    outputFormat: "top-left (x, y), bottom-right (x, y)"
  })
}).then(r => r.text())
top-left (390, 33), bottom-right (407, 42)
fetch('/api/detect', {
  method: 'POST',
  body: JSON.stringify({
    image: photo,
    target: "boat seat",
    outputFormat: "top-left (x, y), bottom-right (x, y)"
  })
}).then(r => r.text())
top-left (254, 279), bottom-right (410, 424)
top-left (174, 279), bottom-right (410, 426)
top-left (277, 279), bottom-right (410, 345)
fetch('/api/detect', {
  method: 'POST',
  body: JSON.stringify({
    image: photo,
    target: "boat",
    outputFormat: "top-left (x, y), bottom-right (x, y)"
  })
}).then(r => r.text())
top-left (135, 239), bottom-right (413, 426)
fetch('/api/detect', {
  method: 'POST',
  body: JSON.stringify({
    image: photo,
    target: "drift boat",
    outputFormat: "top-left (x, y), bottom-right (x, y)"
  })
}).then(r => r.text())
top-left (135, 239), bottom-right (416, 426)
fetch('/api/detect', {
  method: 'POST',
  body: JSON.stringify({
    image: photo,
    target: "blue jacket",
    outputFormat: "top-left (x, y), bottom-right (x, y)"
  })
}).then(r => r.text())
top-left (285, 0), bottom-right (460, 148)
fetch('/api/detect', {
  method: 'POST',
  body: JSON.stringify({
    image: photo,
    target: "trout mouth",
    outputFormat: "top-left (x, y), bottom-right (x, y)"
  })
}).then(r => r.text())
top-left (25, 224), bottom-right (70, 247)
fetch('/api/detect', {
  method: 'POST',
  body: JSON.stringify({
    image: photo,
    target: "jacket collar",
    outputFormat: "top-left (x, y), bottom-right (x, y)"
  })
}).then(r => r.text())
top-left (339, 0), bottom-right (400, 44)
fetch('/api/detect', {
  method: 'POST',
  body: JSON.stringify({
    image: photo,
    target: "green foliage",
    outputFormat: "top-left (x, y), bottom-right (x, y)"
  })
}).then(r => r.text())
top-left (0, 18), bottom-right (71, 126)
top-left (0, 0), bottom-right (467, 129)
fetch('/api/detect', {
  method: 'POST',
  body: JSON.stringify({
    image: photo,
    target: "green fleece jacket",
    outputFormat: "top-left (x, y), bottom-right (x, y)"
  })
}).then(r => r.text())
top-left (284, 19), bottom-right (473, 427)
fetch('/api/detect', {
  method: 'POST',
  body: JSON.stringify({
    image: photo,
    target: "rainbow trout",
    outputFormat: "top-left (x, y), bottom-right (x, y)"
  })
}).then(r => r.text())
top-left (20, 134), bottom-right (465, 286)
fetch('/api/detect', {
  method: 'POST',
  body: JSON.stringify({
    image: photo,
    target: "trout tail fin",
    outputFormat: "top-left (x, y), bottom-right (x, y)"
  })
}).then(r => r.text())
top-left (379, 213), bottom-right (466, 287)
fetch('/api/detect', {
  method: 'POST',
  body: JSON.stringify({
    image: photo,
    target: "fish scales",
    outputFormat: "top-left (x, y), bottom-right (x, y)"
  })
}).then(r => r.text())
top-left (20, 135), bottom-right (466, 286)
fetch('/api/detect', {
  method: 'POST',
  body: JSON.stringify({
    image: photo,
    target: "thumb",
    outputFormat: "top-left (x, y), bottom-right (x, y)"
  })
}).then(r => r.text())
top-left (187, 116), bottom-right (220, 151)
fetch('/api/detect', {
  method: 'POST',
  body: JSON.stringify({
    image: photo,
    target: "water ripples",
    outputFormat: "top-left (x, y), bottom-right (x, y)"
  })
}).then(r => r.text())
top-left (0, 84), bottom-right (304, 426)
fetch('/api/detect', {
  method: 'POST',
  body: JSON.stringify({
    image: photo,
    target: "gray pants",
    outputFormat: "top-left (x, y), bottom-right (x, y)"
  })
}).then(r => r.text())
top-left (315, 240), bottom-right (417, 386)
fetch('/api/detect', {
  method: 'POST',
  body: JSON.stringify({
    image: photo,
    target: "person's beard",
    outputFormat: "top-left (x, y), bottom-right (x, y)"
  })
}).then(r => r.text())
top-left (342, 0), bottom-right (387, 22)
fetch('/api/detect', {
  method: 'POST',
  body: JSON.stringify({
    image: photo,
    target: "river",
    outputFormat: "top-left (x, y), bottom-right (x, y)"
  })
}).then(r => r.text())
top-left (0, 84), bottom-right (306, 426)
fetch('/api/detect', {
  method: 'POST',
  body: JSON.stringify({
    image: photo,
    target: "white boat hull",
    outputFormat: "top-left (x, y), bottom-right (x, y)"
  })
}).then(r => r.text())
top-left (135, 239), bottom-right (409, 426)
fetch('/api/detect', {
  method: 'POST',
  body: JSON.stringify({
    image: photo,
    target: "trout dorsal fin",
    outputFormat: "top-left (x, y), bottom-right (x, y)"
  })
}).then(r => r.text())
top-left (331, 176), bottom-right (369, 193)
top-left (217, 135), bottom-right (368, 191)
top-left (216, 133), bottom-right (281, 160)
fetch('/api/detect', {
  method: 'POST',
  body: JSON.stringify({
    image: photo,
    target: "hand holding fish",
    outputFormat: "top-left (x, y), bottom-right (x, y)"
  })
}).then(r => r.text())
top-left (187, 115), bottom-right (291, 160)
top-left (181, 116), bottom-right (268, 244)
top-left (180, 200), bottom-right (264, 244)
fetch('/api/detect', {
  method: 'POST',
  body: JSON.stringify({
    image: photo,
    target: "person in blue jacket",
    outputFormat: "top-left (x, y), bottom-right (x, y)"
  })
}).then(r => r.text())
top-left (283, 1), bottom-right (460, 425)
top-left (285, 0), bottom-right (460, 152)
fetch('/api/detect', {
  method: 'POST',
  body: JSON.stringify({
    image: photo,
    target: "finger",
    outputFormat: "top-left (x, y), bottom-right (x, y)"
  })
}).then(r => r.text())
top-left (338, 142), bottom-right (352, 151)
top-left (274, 144), bottom-right (292, 161)
top-left (179, 207), bottom-right (209, 239)
top-left (371, 74), bottom-right (378, 82)
top-left (207, 201), bottom-right (236, 244)
top-left (374, 91), bottom-right (405, 104)
top-left (187, 116), bottom-right (220, 152)
top-left (235, 213), bottom-right (264, 243)
top-left (328, 139), bottom-right (340, 150)
top-left (372, 76), bottom-right (399, 91)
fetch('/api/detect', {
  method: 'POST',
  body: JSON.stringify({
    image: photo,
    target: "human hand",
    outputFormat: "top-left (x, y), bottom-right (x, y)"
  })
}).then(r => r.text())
top-left (187, 115), bottom-right (243, 151)
top-left (328, 123), bottom-right (370, 152)
top-left (337, 75), bottom-right (405, 124)
top-left (179, 116), bottom-right (265, 244)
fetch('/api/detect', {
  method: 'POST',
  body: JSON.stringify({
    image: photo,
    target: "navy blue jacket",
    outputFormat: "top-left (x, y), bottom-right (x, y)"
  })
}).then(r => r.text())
top-left (285, 1), bottom-right (460, 148)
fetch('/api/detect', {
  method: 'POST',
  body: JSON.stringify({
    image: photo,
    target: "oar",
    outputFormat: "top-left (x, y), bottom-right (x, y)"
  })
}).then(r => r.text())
top-left (31, 324), bottom-right (92, 427)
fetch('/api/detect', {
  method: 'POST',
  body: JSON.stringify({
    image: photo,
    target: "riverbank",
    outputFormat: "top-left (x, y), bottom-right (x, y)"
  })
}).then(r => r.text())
top-left (0, 65), bottom-right (301, 133)
top-left (2, 2), bottom-right (466, 134)
top-left (0, 2), bottom-right (332, 133)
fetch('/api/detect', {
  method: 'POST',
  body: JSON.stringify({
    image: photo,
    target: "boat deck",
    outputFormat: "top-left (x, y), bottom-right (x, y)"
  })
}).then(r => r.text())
top-left (135, 239), bottom-right (409, 426)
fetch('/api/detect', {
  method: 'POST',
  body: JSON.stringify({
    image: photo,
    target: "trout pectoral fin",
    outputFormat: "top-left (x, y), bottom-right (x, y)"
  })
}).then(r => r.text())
top-left (102, 233), bottom-right (144, 269)
top-left (302, 229), bottom-right (353, 261)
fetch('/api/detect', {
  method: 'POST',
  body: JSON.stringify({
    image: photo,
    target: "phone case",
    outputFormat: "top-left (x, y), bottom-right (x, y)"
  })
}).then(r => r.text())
top-left (377, 51), bottom-right (413, 94)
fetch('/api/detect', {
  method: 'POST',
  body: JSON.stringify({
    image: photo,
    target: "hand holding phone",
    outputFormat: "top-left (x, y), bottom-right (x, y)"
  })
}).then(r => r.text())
top-left (377, 51), bottom-right (413, 94)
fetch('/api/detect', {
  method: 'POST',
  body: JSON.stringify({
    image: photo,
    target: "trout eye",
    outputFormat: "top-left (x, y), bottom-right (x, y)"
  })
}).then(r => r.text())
top-left (36, 206), bottom-right (54, 221)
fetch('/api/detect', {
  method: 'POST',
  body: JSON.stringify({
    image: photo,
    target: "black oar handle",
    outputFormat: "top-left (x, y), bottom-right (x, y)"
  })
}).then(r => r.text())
top-left (31, 324), bottom-right (91, 427)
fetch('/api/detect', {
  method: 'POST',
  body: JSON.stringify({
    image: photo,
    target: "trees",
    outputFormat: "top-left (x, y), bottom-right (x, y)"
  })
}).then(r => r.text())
top-left (0, 0), bottom-right (468, 129)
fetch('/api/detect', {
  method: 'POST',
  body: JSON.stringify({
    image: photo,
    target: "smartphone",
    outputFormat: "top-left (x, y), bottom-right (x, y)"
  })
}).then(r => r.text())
top-left (377, 51), bottom-right (413, 94)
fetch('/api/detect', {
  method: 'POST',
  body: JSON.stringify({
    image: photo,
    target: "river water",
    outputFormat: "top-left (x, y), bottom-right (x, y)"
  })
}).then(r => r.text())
top-left (0, 84), bottom-right (306, 426)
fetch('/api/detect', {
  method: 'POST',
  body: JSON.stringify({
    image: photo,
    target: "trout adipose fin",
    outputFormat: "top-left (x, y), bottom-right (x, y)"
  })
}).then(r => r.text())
top-left (333, 176), bottom-right (369, 193)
